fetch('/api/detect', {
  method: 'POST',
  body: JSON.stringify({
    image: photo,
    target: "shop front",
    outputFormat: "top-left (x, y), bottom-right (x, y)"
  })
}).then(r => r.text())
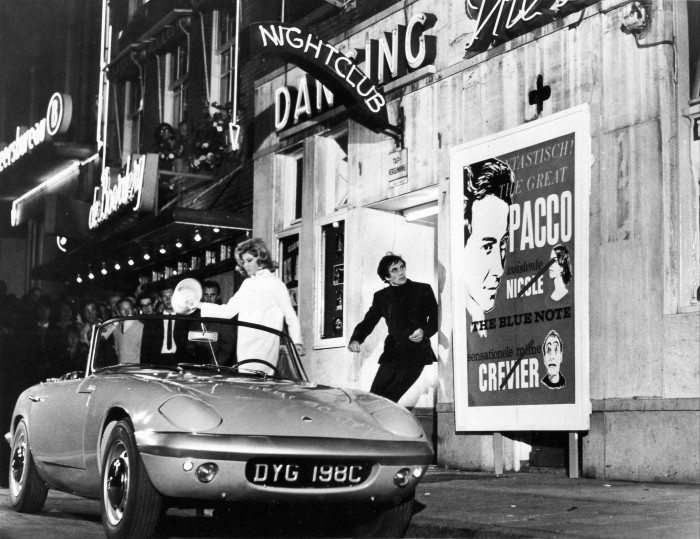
top-left (251, 0), bottom-right (699, 483)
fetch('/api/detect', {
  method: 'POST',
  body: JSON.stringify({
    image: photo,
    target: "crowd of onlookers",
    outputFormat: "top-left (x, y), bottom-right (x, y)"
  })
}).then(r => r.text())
top-left (0, 280), bottom-right (186, 390)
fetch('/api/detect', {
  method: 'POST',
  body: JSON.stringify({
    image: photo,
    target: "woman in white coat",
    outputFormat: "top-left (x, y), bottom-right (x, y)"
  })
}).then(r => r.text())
top-left (177, 238), bottom-right (304, 369)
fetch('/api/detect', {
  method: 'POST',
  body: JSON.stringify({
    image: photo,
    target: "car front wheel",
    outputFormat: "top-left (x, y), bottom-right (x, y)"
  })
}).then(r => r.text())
top-left (9, 419), bottom-right (48, 513)
top-left (101, 419), bottom-right (162, 539)
top-left (348, 494), bottom-right (415, 538)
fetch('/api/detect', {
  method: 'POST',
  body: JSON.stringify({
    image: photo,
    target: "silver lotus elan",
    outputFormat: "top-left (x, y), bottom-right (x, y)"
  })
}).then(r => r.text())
top-left (6, 315), bottom-right (432, 538)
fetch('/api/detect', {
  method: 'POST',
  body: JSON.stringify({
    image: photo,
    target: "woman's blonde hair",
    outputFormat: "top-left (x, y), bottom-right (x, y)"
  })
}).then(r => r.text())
top-left (234, 238), bottom-right (278, 276)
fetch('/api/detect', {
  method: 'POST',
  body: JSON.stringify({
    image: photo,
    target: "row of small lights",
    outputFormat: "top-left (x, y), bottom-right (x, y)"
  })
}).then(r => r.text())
top-left (75, 228), bottom-right (218, 283)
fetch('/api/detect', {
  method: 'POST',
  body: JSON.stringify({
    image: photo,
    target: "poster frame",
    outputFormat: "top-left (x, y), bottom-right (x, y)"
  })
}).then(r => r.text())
top-left (449, 104), bottom-right (591, 432)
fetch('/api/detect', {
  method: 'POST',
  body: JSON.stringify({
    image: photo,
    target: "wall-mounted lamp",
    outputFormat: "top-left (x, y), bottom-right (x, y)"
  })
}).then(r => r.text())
top-left (213, 227), bottom-right (220, 233)
top-left (143, 252), bottom-right (151, 261)
top-left (128, 257), bottom-right (135, 266)
top-left (101, 263), bottom-right (108, 276)
top-left (194, 230), bottom-right (202, 242)
top-left (159, 245), bottom-right (166, 255)
top-left (175, 239), bottom-right (183, 249)
top-left (76, 274), bottom-right (83, 284)
top-left (620, 1), bottom-right (648, 34)
top-left (114, 262), bottom-right (121, 271)
top-left (88, 268), bottom-right (95, 280)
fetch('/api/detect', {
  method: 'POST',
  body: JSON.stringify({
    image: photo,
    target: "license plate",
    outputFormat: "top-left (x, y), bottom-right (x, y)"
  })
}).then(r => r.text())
top-left (245, 459), bottom-right (371, 488)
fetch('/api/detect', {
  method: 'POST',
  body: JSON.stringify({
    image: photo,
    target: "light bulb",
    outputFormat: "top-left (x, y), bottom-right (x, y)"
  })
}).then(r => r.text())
top-left (114, 262), bottom-right (121, 271)
top-left (175, 239), bottom-right (183, 248)
top-left (159, 245), bottom-right (166, 254)
top-left (194, 231), bottom-right (202, 242)
top-left (143, 252), bottom-right (151, 261)
top-left (128, 258), bottom-right (135, 266)
top-left (76, 274), bottom-right (82, 283)
top-left (88, 271), bottom-right (95, 280)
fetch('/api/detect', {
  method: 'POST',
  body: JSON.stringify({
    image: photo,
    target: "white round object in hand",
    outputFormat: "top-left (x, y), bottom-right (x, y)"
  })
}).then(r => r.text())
top-left (171, 278), bottom-right (203, 314)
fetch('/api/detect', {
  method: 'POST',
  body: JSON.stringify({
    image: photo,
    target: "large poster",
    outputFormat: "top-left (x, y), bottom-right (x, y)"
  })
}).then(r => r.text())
top-left (450, 106), bottom-right (591, 431)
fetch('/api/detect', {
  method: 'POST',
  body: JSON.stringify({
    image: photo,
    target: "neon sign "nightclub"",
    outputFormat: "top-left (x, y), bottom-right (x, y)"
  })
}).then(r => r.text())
top-left (88, 155), bottom-right (148, 230)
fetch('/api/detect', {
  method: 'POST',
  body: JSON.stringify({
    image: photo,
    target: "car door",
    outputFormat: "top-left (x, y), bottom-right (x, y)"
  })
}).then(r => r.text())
top-left (28, 376), bottom-right (95, 471)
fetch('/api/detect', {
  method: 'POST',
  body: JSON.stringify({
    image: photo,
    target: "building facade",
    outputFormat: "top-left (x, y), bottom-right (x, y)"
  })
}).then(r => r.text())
top-left (250, 0), bottom-right (699, 483)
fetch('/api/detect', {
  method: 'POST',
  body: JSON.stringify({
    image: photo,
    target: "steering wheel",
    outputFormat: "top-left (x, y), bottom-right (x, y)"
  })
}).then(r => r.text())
top-left (231, 359), bottom-right (280, 376)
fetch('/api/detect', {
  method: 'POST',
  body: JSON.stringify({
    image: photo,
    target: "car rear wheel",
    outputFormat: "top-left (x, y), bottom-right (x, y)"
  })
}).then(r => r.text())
top-left (348, 494), bottom-right (415, 538)
top-left (9, 419), bottom-right (48, 513)
top-left (101, 419), bottom-right (162, 539)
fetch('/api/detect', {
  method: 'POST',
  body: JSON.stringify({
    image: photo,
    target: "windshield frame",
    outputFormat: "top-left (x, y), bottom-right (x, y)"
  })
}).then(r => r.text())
top-left (88, 314), bottom-right (308, 382)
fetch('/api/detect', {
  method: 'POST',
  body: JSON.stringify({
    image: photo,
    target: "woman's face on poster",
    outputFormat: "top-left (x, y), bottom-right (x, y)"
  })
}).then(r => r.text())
top-left (464, 194), bottom-right (510, 314)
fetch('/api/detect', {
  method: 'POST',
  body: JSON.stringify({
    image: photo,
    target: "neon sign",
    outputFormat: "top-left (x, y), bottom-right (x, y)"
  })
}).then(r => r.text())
top-left (88, 154), bottom-right (158, 229)
top-left (0, 93), bottom-right (72, 173)
top-left (264, 13), bottom-right (437, 132)
top-left (464, 0), bottom-right (595, 57)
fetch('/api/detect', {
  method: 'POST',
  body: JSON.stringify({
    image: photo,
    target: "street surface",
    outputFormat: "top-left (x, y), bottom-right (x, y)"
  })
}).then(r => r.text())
top-left (0, 467), bottom-right (698, 538)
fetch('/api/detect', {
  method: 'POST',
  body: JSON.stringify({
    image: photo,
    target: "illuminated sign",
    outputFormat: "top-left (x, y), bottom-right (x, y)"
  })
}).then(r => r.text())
top-left (464, 0), bottom-right (596, 57)
top-left (88, 154), bottom-right (159, 229)
top-left (0, 93), bottom-right (73, 173)
top-left (253, 13), bottom-right (436, 133)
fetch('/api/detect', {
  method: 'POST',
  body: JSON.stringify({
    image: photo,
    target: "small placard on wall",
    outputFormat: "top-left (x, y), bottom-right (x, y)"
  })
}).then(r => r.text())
top-left (387, 148), bottom-right (408, 188)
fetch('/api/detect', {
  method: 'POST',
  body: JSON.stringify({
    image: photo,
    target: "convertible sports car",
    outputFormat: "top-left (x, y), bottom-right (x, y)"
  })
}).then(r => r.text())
top-left (6, 315), bottom-right (433, 538)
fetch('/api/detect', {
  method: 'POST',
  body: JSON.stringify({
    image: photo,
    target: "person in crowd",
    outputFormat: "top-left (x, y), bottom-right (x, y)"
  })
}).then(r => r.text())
top-left (347, 253), bottom-right (438, 403)
top-left (140, 285), bottom-right (190, 366)
top-left (46, 300), bottom-right (76, 359)
top-left (108, 292), bottom-right (122, 318)
top-left (55, 323), bottom-right (88, 375)
top-left (79, 298), bottom-right (102, 345)
top-left (136, 293), bottom-right (155, 315)
top-left (174, 238), bottom-right (304, 371)
top-left (193, 280), bottom-right (237, 365)
top-left (16, 286), bottom-right (44, 330)
top-left (548, 244), bottom-right (572, 303)
top-left (463, 158), bottom-right (514, 335)
top-left (97, 300), bottom-right (112, 322)
top-left (15, 296), bottom-right (53, 387)
top-left (112, 297), bottom-right (144, 364)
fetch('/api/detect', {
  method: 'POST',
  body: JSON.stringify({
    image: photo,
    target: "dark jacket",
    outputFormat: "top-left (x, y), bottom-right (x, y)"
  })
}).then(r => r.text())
top-left (350, 279), bottom-right (438, 368)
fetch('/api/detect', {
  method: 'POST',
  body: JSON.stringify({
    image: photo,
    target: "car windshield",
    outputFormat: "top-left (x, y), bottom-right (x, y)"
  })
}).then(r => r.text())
top-left (91, 315), bottom-right (307, 382)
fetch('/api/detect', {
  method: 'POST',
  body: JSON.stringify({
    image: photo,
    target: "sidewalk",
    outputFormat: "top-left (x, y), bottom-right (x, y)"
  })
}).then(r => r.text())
top-left (408, 467), bottom-right (700, 538)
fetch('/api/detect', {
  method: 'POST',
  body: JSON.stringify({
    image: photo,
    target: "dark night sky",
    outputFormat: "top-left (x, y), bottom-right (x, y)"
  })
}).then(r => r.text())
top-left (0, 0), bottom-right (89, 142)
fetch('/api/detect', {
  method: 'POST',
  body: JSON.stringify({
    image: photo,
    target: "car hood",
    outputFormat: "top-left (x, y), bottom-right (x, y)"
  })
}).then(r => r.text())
top-left (124, 372), bottom-right (426, 442)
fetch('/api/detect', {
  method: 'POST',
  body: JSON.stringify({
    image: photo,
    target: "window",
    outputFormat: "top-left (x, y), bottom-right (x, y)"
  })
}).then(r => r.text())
top-left (280, 233), bottom-right (300, 314)
top-left (327, 132), bottom-right (349, 212)
top-left (213, 11), bottom-right (238, 106)
top-left (125, 80), bottom-right (142, 155)
top-left (281, 149), bottom-right (304, 227)
top-left (319, 219), bottom-right (345, 342)
top-left (167, 42), bottom-right (189, 127)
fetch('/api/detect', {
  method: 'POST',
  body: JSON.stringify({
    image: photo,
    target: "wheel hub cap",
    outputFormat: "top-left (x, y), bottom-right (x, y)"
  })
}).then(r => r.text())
top-left (106, 452), bottom-right (129, 514)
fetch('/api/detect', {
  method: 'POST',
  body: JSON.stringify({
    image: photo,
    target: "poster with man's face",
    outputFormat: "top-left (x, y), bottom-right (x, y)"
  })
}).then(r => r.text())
top-left (450, 106), bottom-right (590, 431)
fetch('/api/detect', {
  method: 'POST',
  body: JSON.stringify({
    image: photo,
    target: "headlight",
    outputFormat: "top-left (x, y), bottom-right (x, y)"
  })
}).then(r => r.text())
top-left (370, 405), bottom-right (424, 438)
top-left (159, 396), bottom-right (222, 432)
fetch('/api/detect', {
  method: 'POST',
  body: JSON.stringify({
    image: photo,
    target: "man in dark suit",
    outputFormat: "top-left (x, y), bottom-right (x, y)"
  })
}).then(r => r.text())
top-left (141, 286), bottom-right (190, 366)
top-left (348, 253), bottom-right (438, 402)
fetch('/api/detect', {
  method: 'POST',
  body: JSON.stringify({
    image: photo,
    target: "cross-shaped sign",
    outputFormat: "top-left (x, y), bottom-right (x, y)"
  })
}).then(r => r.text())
top-left (528, 74), bottom-right (551, 115)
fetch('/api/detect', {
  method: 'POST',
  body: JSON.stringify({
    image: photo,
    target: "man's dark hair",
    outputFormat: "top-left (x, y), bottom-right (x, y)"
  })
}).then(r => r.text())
top-left (463, 158), bottom-right (515, 242)
top-left (376, 252), bottom-right (406, 282)
top-left (203, 280), bottom-right (221, 294)
top-left (136, 293), bottom-right (152, 306)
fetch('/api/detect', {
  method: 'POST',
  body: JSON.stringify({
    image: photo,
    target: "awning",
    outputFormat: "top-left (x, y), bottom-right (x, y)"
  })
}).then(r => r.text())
top-left (31, 206), bottom-right (252, 287)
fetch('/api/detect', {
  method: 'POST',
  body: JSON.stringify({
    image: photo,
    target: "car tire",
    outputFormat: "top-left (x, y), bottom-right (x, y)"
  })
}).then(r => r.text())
top-left (8, 419), bottom-right (48, 513)
top-left (349, 494), bottom-right (415, 538)
top-left (101, 419), bottom-right (162, 539)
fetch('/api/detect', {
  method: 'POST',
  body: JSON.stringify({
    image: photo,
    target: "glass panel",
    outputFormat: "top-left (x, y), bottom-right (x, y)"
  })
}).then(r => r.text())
top-left (321, 221), bottom-right (344, 339)
top-left (295, 157), bottom-right (304, 220)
